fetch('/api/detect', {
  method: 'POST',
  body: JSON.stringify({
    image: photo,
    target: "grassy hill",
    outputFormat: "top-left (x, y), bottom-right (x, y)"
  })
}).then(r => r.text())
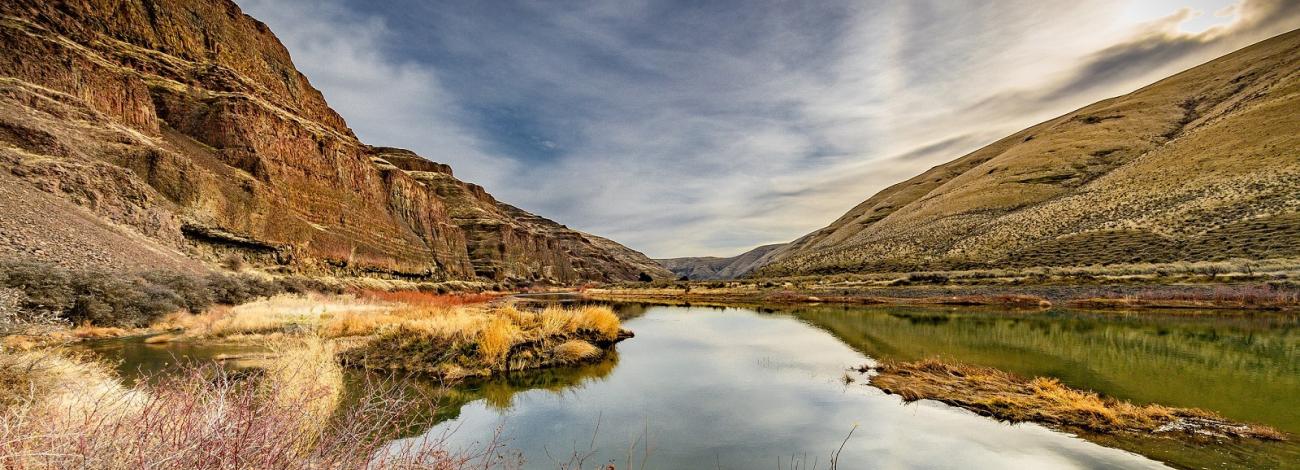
top-left (756, 28), bottom-right (1300, 277)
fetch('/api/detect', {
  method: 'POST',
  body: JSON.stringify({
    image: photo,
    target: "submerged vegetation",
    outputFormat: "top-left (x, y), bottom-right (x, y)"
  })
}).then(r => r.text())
top-left (866, 359), bottom-right (1285, 442)
top-left (0, 343), bottom-right (510, 469)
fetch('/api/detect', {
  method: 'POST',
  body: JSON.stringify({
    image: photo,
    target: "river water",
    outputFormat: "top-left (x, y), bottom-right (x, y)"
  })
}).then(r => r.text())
top-left (84, 303), bottom-right (1300, 469)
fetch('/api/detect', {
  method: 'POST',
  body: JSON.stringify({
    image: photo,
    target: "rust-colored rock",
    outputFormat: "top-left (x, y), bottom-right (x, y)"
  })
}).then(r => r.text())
top-left (0, 0), bottom-right (669, 283)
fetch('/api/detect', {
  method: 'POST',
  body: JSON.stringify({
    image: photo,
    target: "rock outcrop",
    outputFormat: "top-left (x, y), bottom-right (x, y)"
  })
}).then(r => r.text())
top-left (0, 0), bottom-right (667, 283)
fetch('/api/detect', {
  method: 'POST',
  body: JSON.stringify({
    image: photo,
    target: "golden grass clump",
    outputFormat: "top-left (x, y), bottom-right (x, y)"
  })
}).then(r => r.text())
top-left (552, 340), bottom-right (601, 363)
top-left (477, 316), bottom-right (521, 368)
top-left (343, 304), bottom-right (626, 378)
top-left (319, 311), bottom-right (398, 338)
top-left (262, 337), bottom-right (345, 445)
top-left (143, 293), bottom-right (627, 380)
top-left (868, 359), bottom-right (1284, 441)
top-left (573, 306), bottom-right (621, 341)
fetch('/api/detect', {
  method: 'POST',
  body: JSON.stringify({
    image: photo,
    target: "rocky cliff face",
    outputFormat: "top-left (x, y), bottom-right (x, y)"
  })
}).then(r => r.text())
top-left (385, 152), bottom-right (672, 283)
top-left (756, 29), bottom-right (1300, 277)
top-left (0, 0), bottom-right (667, 283)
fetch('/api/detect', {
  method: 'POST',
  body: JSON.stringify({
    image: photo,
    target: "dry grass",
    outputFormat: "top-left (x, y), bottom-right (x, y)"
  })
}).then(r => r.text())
top-left (552, 340), bottom-right (601, 363)
top-left (343, 304), bottom-right (627, 379)
top-left (149, 293), bottom-right (626, 379)
top-left (0, 347), bottom-right (507, 469)
top-left (868, 359), bottom-right (1285, 441)
top-left (358, 290), bottom-right (501, 308)
top-left (0, 349), bottom-right (139, 418)
top-left (69, 325), bottom-right (129, 339)
top-left (155, 294), bottom-right (399, 338)
top-left (477, 316), bottom-right (522, 368)
top-left (262, 337), bottom-right (344, 443)
top-left (1072, 283), bottom-right (1300, 310)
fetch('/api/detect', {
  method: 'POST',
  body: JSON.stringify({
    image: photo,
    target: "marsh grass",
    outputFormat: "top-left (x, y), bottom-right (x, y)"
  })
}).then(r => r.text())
top-left (150, 293), bottom-right (624, 379)
top-left (867, 359), bottom-right (1285, 441)
top-left (0, 345), bottom-right (509, 469)
top-left (1075, 283), bottom-right (1300, 309)
top-left (553, 340), bottom-right (601, 363)
top-left (342, 304), bottom-right (627, 379)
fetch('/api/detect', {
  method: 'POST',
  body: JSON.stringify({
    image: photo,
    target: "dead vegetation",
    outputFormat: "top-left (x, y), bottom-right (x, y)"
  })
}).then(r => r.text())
top-left (341, 304), bottom-right (629, 379)
top-left (0, 344), bottom-right (511, 469)
top-left (146, 292), bottom-right (627, 379)
top-left (866, 359), bottom-right (1285, 442)
top-left (1069, 284), bottom-right (1300, 310)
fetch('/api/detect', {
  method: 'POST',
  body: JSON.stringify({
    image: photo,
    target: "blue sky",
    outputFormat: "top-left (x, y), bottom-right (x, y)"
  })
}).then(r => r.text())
top-left (237, 0), bottom-right (1299, 258)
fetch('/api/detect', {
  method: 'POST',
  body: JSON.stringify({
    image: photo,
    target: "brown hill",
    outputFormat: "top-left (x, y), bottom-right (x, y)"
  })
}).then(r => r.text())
top-left (657, 244), bottom-right (786, 280)
top-left (757, 28), bottom-right (1300, 277)
top-left (0, 0), bottom-right (669, 283)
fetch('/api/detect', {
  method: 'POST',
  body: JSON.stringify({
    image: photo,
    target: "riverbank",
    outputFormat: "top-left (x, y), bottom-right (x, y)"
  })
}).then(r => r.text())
top-left (584, 280), bottom-right (1300, 311)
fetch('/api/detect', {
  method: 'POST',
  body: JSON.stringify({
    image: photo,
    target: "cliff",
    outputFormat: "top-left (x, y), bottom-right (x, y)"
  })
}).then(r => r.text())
top-left (0, 0), bottom-right (668, 283)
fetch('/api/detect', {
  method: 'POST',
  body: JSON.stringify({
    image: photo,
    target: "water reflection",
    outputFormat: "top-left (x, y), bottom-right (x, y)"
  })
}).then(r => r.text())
top-left (80, 304), bottom-right (1299, 468)
top-left (413, 306), bottom-right (1170, 469)
top-left (788, 306), bottom-right (1300, 434)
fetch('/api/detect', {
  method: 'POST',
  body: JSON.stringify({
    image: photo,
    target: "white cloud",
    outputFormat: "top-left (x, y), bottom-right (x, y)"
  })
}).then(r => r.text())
top-left (235, 0), bottom-right (1299, 258)
top-left (236, 0), bottom-right (518, 186)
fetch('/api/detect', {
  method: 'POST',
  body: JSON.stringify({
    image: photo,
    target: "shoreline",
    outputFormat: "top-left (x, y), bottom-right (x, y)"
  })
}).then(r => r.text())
top-left (583, 281), bottom-right (1300, 312)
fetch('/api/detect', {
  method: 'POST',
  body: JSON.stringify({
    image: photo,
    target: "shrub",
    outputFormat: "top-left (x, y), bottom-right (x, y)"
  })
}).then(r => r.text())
top-left (142, 271), bottom-right (212, 313)
top-left (0, 261), bottom-right (338, 328)
top-left (906, 272), bottom-right (950, 284)
top-left (220, 253), bottom-right (246, 271)
top-left (0, 348), bottom-right (507, 469)
top-left (0, 261), bottom-right (74, 316)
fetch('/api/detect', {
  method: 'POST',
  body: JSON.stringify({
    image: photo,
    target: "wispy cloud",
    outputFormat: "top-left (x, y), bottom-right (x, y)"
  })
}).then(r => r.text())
top-left (235, 0), bottom-right (1300, 258)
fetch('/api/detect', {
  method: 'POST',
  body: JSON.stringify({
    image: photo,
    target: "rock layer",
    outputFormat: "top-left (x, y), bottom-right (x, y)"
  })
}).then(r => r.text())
top-left (0, 0), bottom-right (668, 283)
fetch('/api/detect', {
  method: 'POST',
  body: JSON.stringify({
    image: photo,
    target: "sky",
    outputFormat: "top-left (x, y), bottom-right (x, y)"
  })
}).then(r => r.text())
top-left (236, 0), bottom-right (1300, 259)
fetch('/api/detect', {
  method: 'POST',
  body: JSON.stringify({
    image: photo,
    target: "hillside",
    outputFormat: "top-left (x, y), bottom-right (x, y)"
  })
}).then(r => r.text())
top-left (658, 244), bottom-right (786, 280)
top-left (755, 28), bottom-right (1300, 277)
top-left (0, 0), bottom-right (669, 283)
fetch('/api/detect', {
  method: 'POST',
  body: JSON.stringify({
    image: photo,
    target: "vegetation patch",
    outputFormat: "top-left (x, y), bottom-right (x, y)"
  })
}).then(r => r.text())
top-left (866, 359), bottom-right (1284, 442)
top-left (341, 305), bottom-right (629, 379)
top-left (0, 343), bottom-right (507, 469)
top-left (0, 260), bottom-right (343, 330)
top-left (145, 292), bottom-right (627, 379)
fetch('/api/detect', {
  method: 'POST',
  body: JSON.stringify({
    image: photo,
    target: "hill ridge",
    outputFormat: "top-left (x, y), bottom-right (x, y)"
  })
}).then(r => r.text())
top-left (747, 28), bottom-right (1300, 278)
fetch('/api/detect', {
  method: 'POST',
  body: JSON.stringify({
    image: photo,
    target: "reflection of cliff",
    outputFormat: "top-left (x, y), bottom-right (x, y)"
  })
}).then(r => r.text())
top-left (791, 305), bottom-right (1300, 435)
top-left (608, 302), bottom-right (654, 322)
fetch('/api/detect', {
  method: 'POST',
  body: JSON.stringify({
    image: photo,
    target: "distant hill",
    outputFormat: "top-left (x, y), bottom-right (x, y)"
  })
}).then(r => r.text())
top-left (657, 244), bottom-right (786, 280)
top-left (0, 0), bottom-right (670, 283)
top-left (754, 28), bottom-right (1300, 277)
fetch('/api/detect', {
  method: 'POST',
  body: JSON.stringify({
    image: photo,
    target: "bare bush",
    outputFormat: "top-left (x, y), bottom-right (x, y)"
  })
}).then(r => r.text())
top-left (0, 349), bottom-right (516, 470)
